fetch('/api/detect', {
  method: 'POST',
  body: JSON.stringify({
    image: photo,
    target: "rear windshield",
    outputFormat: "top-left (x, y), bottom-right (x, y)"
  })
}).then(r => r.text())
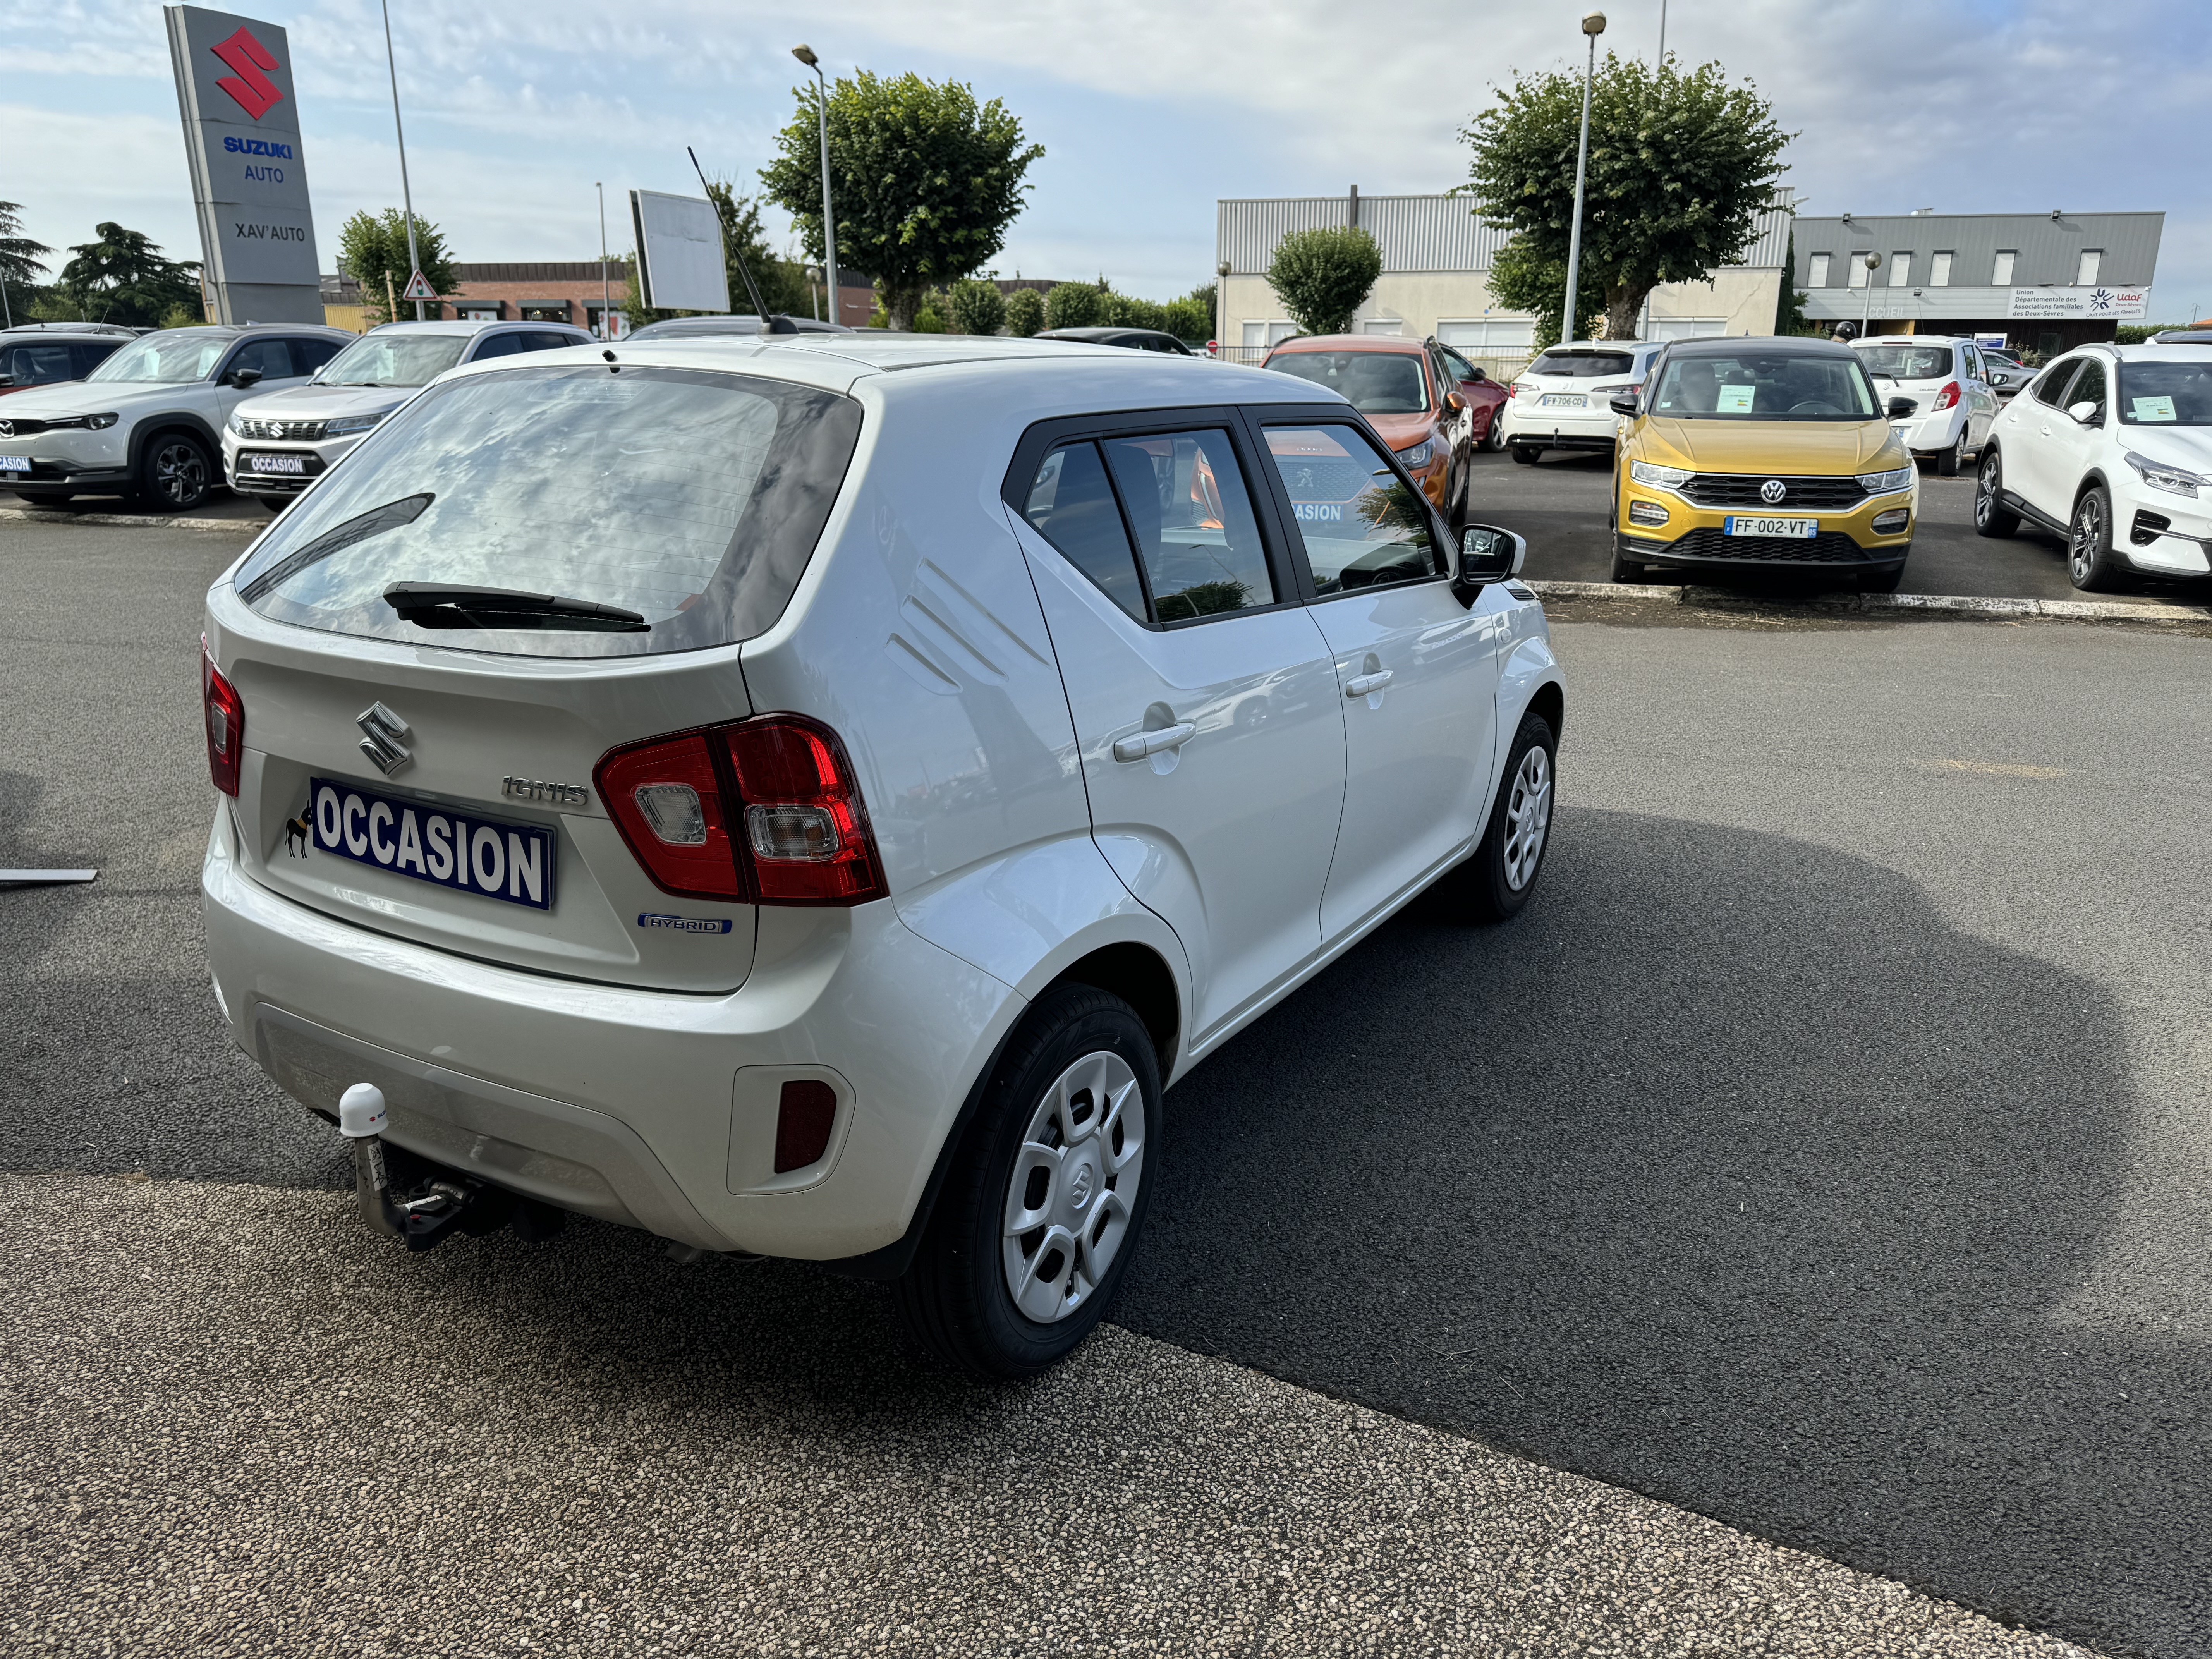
top-left (2118, 360), bottom-right (2212, 425)
top-left (1265, 350), bottom-right (1430, 413)
top-left (316, 331), bottom-right (470, 387)
top-left (1648, 352), bottom-right (1878, 420)
top-left (232, 364), bottom-right (862, 658)
top-left (1527, 349), bottom-right (1634, 379)
top-left (1856, 344), bottom-right (1953, 380)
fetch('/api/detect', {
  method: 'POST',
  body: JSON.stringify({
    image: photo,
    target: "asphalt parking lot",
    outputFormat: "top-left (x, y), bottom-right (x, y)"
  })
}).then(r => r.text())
top-left (6, 517), bottom-right (2210, 1657)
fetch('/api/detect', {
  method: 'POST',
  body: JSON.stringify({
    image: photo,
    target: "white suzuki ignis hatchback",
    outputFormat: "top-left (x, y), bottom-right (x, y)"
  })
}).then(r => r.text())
top-left (201, 335), bottom-right (1564, 1376)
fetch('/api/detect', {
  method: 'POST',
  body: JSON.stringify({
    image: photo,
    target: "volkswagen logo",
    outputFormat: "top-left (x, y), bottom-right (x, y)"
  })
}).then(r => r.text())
top-left (1759, 478), bottom-right (1788, 505)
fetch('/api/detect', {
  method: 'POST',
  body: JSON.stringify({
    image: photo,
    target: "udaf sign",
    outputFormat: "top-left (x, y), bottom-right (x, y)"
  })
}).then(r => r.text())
top-left (165, 5), bottom-right (324, 324)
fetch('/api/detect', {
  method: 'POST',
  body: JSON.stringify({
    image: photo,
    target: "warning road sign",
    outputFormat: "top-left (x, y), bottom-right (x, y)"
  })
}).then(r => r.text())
top-left (401, 270), bottom-right (436, 301)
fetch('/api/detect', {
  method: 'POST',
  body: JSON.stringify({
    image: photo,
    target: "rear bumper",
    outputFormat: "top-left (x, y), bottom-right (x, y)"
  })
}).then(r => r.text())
top-left (201, 802), bottom-right (1025, 1259)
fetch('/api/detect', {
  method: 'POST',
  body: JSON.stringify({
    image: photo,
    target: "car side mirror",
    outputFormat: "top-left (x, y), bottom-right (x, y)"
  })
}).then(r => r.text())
top-left (1444, 390), bottom-right (1466, 414)
top-left (0, 374), bottom-right (14, 388)
top-left (1467, 366), bottom-right (1487, 383)
top-left (2068, 399), bottom-right (2102, 425)
top-left (225, 367), bottom-right (264, 389)
top-left (1608, 392), bottom-right (1639, 417)
top-left (1453, 523), bottom-right (1525, 606)
top-left (1885, 395), bottom-right (1915, 419)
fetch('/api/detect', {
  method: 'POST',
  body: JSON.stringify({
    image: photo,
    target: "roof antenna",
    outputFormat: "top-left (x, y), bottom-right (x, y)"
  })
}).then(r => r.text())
top-left (690, 145), bottom-right (795, 335)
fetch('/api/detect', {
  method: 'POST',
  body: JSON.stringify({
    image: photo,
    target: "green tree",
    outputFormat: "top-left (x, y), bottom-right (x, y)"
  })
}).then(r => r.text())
top-left (1266, 225), bottom-right (1382, 336)
top-left (1045, 282), bottom-right (1106, 330)
top-left (761, 70), bottom-right (1043, 331)
top-left (1463, 53), bottom-right (1789, 343)
top-left (338, 208), bottom-right (458, 325)
top-left (944, 276), bottom-right (1006, 335)
top-left (1163, 280), bottom-right (1216, 343)
top-left (1102, 289), bottom-right (1168, 331)
top-left (0, 201), bottom-right (53, 324)
top-left (703, 181), bottom-right (812, 318)
top-left (1003, 287), bottom-right (1044, 337)
top-left (49, 223), bottom-right (201, 328)
top-left (1774, 230), bottom-right (1811, 335)
top-left (1486, 235), bottom-right (1607, 350)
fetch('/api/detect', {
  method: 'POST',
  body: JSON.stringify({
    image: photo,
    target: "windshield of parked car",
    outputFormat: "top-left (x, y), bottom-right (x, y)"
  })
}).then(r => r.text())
top-left (1856, 344), bottom-right (1953, 380)
top-left (232, 365), bottom-right (863, 658)
top-left (1265, 350), bottom-right (1429, 413)
top-left (86, 333), bottom-right (228, 384)
top-left (1526, 349), bottom-right (1635, 380)
top-left (2117, 360), bottom-right (2212, 426)
top-left (315, 332), bottom-right (471, 387)
top-left (1647, 353), bottom-right (1880, 420)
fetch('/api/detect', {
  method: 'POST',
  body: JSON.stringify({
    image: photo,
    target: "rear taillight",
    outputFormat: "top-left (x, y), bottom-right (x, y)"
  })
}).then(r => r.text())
top-left (202, 636), bottom-right (244, 797)
top-left (595, 714), bottom-right (886, 908)
top-left (1932, 380), bottom-right (1961, 411)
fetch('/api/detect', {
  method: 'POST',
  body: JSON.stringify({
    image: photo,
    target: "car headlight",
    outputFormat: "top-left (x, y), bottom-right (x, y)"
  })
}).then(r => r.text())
top-left (2124, 450), bottom-right (2203, 497)
top-left (227, 411), bottom-right (247, 435)
top-left (1628, 460), bottom-right (1692, 490)
top-left (324, 411), bottom-right (389, 438)
top-left (1396, 436), bottom-right (1435, 468)
top-left (1856, 466), bottom-right (1915, 496)
top-left (86, 412), bottom-right (118, 430)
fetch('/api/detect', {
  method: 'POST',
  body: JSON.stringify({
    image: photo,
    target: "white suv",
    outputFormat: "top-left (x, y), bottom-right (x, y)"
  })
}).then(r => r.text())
top-left (0, 325), bottom-right (351, 510)
top-left (1851, 335), bottom-right (2001, 477)
top-left (201, 336), bottom-right (1564, 1376)
top-left (223, 319), bottom-right (591, 510)
top-left (1975, 343), bottom-right (2212, 590)
top-left (1499, 341), bottom-right (1667, 463)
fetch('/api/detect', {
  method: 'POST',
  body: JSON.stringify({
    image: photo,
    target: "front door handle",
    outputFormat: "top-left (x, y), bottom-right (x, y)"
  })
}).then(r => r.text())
top-left (1345, 669), bottom-right (1394, 698)
top-left (1113, 722), bottom-right (1196, 762)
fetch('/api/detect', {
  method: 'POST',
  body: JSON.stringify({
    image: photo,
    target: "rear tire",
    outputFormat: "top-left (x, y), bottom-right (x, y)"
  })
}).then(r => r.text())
top-left (895, 984), bottom-right (1159, 1380)
top-left (1937, 431), bottom-right (1964, 478)
top-left (1457, 711), bottom-right (1557, 923)
top-left (1973, 448), bottom-right (2021, 539)
top-left (133, 431), bottom-right (213, 512)
top-left (2068, 484), bottom-right (2121, 592)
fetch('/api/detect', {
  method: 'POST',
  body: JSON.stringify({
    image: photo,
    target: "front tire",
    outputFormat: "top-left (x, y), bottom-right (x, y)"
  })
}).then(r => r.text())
top-left (1482, 410), bottom-right (1508, 452)
top-left (134, 431), bottom-right (213, 512)
top-left (2068, 484), bottom-right (2121, 592)
top-left (1973, 448), bottom-right (2021, 538)
top-left (896, 984), bottom-right (1159, 1379)
top-left (1458, 711), bottom-right (1556, 923)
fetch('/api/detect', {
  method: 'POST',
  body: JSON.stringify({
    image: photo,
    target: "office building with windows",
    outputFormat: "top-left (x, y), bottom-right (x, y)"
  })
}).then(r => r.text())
top-left (1214, 189), bottom-right (1796, 369)
top-left (1790, 211), bottom-right (2162, 356)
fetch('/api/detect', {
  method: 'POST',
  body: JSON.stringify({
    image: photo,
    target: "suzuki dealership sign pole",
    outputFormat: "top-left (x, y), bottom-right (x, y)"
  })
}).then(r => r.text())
top-left (165, 5), bottom-right (323, 325)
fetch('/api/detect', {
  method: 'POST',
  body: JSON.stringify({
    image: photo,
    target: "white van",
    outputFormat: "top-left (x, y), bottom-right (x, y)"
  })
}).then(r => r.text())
top-left (201, 335), bottom-right (1565, 1375)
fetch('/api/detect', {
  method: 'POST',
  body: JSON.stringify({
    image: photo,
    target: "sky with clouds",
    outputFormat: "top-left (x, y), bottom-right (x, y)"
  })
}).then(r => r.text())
top-left (5, 0), bottom-right (2211, 319)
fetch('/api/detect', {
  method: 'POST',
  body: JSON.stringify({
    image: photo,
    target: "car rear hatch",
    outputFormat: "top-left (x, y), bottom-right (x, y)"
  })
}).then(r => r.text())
top-left (205, 354), bottom-right (864, 994)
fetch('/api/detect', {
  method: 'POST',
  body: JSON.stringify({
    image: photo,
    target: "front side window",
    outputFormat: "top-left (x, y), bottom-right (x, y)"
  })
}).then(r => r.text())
top-left (2066, 358), bottom-right (2107, 420)
top-left (318, 332), bottom-right (470, 387)
top-left (1265, 349), bottom-right (1429, 414)
top-left (1265, 424), bottom-right (1441, 596)
top-left (1647, 352), bottom-right (1878, 420)
top-left (2031, 359), bottom-right (2084, 408)
top-left (233, 365), bottom-right (862, 659)
top-left (2118, 360), bottom-right (2212, 425)
top-left (1438, 345), bottom-right (1480, 384)
top-left (2, 343), bottom-right (75, 386)
top-left (87, 332), bottom-right (230, 384)
top-left (225, 338), bottom-right (295, 382)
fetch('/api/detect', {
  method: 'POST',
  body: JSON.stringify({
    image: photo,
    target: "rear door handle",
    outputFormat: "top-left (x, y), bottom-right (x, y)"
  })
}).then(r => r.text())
top-left (1113, 722), bottom-right (1196, 762)
top-left (1345, 670), bottom-right (1394, 697)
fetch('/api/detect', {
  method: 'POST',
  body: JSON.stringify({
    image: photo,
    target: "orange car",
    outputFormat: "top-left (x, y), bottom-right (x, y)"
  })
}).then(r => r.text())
top-left (1260, 333), bottom-right (1507, 519)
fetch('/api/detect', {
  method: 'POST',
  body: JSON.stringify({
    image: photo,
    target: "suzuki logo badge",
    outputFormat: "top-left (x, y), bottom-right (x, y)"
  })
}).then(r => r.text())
top-left (211, 27), bottom-right (285, 122)
top-left (1759, 478), bottom-right (1787, 505)
top-left (356, 702), bottom-right (412, 776)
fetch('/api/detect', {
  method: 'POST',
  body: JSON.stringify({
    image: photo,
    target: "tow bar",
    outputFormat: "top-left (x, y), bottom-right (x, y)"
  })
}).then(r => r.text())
top-left (337, 1083), bottom-right (564, 1251)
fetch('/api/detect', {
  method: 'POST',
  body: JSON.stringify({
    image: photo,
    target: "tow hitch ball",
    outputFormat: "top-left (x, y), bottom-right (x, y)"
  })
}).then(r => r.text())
top-left (337, 1083), bottom-right (562, 1252)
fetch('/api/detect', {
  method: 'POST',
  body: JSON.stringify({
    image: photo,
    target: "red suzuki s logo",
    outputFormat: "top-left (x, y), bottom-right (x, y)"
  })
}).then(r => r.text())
top-left (211, 26), bottom-right (284, 122)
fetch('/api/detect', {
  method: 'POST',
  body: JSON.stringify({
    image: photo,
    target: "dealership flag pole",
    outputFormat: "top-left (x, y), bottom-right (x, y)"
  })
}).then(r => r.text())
top-left (1561, 12), bottom-right (1606, 345)
top-left (380, 0), bottom-right (425, 321)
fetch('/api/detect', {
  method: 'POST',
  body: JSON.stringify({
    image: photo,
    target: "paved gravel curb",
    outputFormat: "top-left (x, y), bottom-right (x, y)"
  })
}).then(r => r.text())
top-left (1528, 578), bottom-right (2211, 625)
top-left (0, 1172), bottom-right (2103, 1659)
top-left (0, 505), bottom-right (259, 533)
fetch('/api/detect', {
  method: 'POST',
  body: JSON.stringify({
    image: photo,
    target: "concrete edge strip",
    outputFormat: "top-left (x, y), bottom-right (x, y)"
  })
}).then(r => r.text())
top-left (1527, 579), bottom-right (2210, 626)
top-left (0, 506), bottom-right (259, 533)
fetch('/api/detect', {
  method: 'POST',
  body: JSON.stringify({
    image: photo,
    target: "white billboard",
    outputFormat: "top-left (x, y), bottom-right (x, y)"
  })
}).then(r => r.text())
top-left (164, 5), bottom-right (323, 325)
top-left (629, 190), bottom-right (730, 314)
top-left (2008, 286), bottom-right (2151, 321)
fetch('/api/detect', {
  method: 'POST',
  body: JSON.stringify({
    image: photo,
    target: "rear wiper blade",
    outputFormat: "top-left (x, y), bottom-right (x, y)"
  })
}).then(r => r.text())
top-left (382, 582), bottom-right (650, 632)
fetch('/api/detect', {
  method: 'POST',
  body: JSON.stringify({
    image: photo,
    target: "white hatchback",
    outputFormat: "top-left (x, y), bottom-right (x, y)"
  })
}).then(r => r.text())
top-left (1850, 335), bottom-right (2002, 477)
top-left (1498, 341), bottom-right (1667, 463)
top-left (201, 336), bottom-right (1564, 1376)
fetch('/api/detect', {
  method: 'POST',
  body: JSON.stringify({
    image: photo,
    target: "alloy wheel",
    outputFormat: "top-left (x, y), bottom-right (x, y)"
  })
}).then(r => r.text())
top-left (153, 440), bottom-right (207, 507)
top-left (1000, 1049), bottom-right (1146, 1324)
top-left (1975, 453), bottom-right (2000, 527)
top-left (2069, 494), bottom-right (2104, 584)
top-left (1501, 743), bottom-right (1553, 891)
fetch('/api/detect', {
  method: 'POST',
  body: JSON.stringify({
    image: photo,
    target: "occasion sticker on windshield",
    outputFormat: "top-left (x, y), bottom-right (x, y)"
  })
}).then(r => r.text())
top-left (2132, 396), bottom-right (2177, 422)
top-left (305, 777), bottom-right (556, 910)
top-left (1717, 384), bottom-right (1757, 413)
top-left (1293, 502), bottom-right (1345, 520)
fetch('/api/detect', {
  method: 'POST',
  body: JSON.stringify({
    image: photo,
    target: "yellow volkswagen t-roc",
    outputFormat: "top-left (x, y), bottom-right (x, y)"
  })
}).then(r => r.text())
top-left (1611, 337), bottom-right (1918, 590)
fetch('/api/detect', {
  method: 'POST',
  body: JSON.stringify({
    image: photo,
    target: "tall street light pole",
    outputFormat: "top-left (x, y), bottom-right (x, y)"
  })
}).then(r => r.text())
top-left (1561, 11), bottom-right (1606, 346)
top-left (1657, 0), bottom-right (1667, 64)
top-left (379, 0), bottom-right (424, 321)
top-left (792, 46), bottom-right (839, 327)
top-left (1861, 250), bottom-right (1881, 335)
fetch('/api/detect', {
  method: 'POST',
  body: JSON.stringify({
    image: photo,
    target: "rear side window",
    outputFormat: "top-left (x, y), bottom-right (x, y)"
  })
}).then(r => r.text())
top-left (471, 333), bottom-right (526, 361)
top-left (290, 337), bottom-right (343, 376)
top-left (1527, 349), bottom-right (1634, 379)
top-left (1024, 443), bottom-right (1147, 622)
top-left (234, 365), bottom-right (862, 659)
top-left (521, 331), bottom-right (578, 353)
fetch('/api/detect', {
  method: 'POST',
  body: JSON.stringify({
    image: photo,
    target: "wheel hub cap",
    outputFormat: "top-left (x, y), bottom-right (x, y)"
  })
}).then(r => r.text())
top-left (1000, 1049), bottom-right (1145, 1324)
top-left (1502, 745), bottom-right (1552, 892)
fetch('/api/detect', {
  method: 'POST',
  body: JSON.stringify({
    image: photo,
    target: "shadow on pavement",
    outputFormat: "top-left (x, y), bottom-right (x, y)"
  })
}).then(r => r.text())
top-left (1113, 807), bottom-right (2207, 1659)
